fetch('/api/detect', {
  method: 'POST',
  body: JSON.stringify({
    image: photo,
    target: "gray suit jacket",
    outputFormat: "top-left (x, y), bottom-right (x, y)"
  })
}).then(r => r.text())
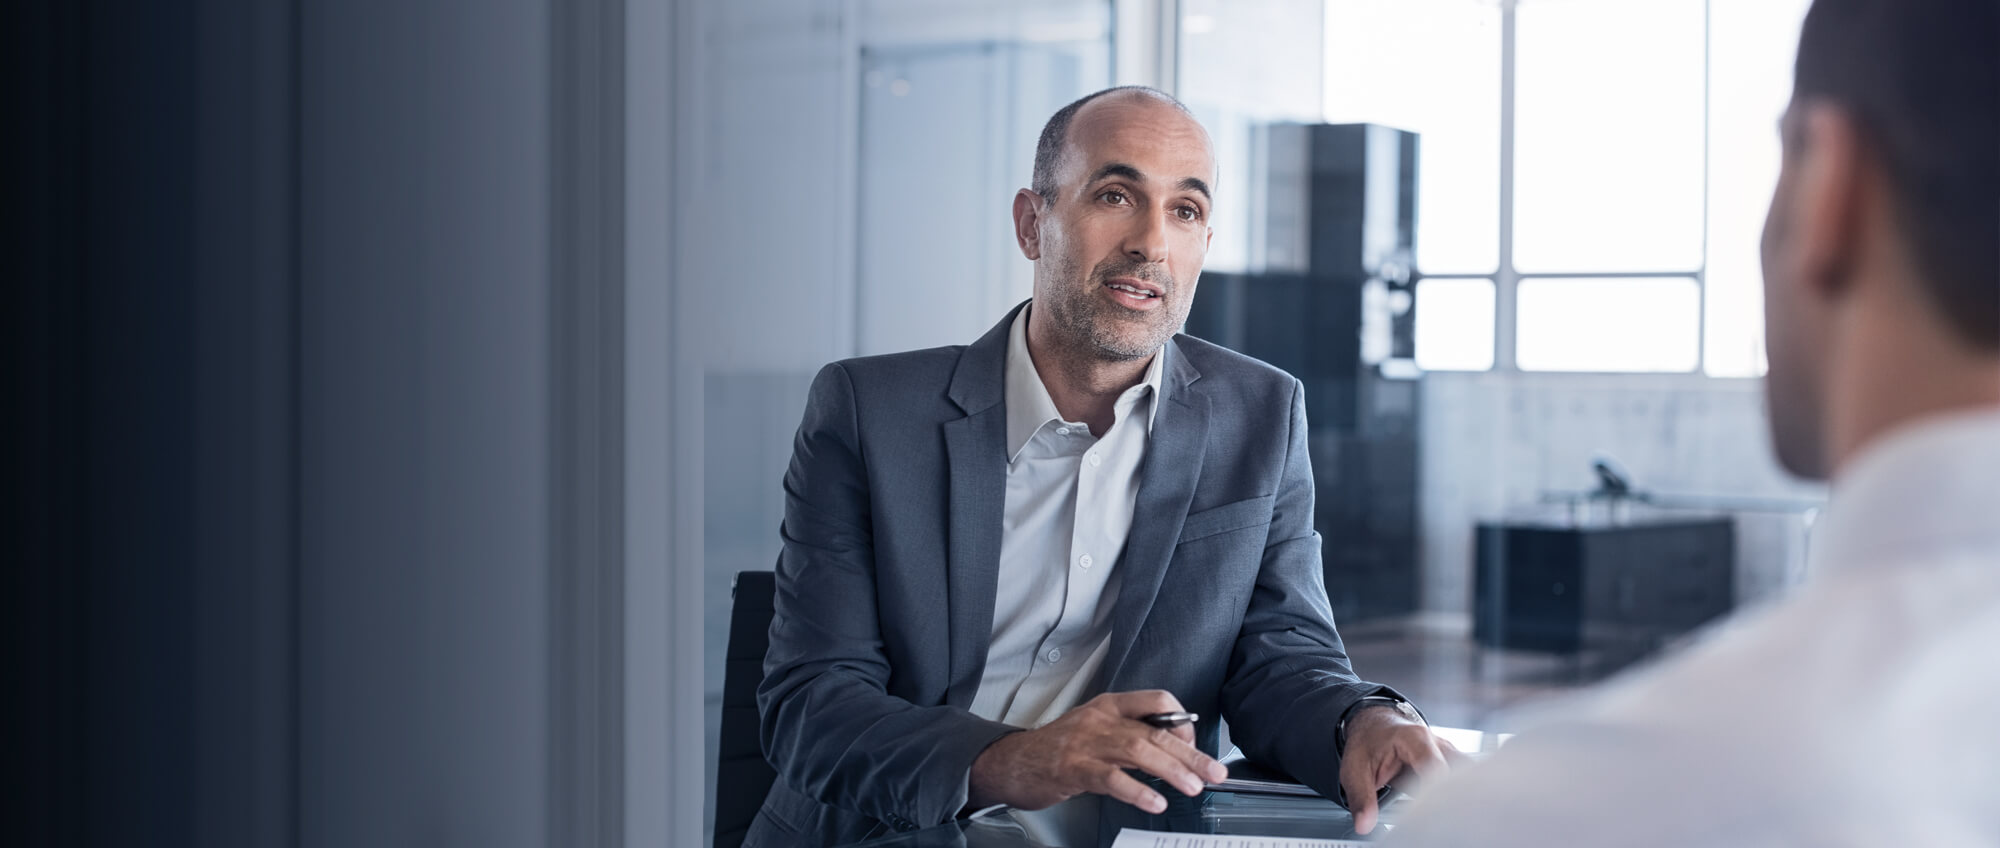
top-left (749, 302), bottom-right (1399, 846)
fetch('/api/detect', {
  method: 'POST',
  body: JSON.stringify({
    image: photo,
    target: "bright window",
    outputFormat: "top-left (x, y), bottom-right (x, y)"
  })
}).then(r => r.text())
top-left (1515, 277), bottom-right (1700, 372)
top-left (1706, 0), bottom-right (1816, 377)
top-left (1513, 0), bottom-right (1705, 274)
top-left (1415, 278), bottom-right (1496, 371)
top-left (1314, 0), bottom-right (1812, 374)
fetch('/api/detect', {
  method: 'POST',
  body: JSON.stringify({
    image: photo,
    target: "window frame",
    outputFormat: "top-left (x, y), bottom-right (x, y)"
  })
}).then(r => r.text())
top-left (1412, 0), bottom-right (1721, 376)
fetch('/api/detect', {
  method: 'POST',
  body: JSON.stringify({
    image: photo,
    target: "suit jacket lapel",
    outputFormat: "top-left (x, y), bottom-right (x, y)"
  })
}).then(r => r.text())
top-left (940, 302), bottom-right (1024, 708)
top-left (1103, 339), bottom-right (1207, 686)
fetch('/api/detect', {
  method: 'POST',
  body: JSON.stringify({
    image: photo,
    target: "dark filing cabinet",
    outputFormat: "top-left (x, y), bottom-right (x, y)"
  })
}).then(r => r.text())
top-left (1473, 518), bottom-right (1736, 654)
top-left (1183, 123), bottom-right (1421, 622)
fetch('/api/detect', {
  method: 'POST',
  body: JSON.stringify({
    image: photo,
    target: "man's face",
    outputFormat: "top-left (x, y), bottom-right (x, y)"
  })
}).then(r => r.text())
top-left (1760, 106), bottom-right (1832, 480)
top-left (1019, 95), bottom-right (1215, 361)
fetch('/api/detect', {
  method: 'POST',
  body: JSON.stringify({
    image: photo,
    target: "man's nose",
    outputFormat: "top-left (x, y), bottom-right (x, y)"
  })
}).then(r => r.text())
top-left (1121, 208), bottom-right (1169, 264)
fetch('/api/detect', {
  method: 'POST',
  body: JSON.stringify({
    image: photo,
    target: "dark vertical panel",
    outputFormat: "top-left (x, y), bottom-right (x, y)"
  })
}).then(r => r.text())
top-left (297, 1), bottom-right (554, 844)
top-left (78, 1), bottom-right (199, 838)
top-left (4, 2), bottom-right (94, 844)
top-left (9, 1), bottom-right (578, 844)
top-left (3, 0), bottom-right (233, 844)
top-left (6, 0), bottom-right (303, 843)
top-left (549, 0), bottom-right (626, 845)
top-left (189, 0), bottom-right (301, 845)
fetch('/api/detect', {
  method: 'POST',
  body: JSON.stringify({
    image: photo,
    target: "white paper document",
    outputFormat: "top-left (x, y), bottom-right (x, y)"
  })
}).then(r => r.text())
top-left (1109, 828), bottom-right (1372, 848)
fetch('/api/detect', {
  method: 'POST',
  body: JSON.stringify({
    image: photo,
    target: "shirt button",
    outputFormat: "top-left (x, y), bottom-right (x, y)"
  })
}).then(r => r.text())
top-left (1046, 648), bottom-right (1062, 663)
top-left (1087, 453), bottom-right (1102, 467)
top-left (1056, 426), bottom-right (1070, 436)
top-left (1078, 554), bottom-right (1094, 569)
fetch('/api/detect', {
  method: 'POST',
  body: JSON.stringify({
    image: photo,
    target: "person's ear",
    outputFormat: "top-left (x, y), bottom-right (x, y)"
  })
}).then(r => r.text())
top-left (1013, 188), bottom-right (1044, 261)
top-left (1786, 101), bottom-right (1868, 300)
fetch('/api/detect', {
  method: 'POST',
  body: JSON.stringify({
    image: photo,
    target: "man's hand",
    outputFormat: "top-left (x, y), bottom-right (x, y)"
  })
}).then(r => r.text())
top-left (1339, 706), bottom-right (1470, 835)
top-left (967, 690), bottom-right (1229, 814)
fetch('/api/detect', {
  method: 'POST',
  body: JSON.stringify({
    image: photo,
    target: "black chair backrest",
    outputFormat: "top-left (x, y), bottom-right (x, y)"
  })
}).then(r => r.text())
top-left (713, 570), bottom-right (778, 848)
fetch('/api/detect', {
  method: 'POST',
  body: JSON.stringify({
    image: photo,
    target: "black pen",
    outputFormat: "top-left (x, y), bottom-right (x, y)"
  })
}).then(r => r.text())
top-left (1140, 711), bottom-right (1198, 729)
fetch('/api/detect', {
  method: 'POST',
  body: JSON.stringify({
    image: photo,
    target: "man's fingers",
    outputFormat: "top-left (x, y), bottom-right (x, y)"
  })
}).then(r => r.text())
top-left (1373, 747), bottom-right (1404, 789)
top-left (1436, 735), bottom-right (1474, 766)
top-left (1404, 740), bottom-right (1452, 785)
top-left (1340, 752), bottom-right (1383, 832)
top-left (1150, 727), bottom-right (1227, 784)
top-left (1117, 733), bottom-right (1207, 797)
top-left (1109, 688), bottom-right (1185, 718)
top-left (1343, 771), bottom-right (1381, 835)
top-left (1099, 768), bottom-right (1167, 814)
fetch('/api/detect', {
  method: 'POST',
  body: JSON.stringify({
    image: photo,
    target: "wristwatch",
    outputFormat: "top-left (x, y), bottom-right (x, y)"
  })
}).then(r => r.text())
top-left (1335, 694), bottom-right (1425, 757)
top-left (1333, 694), bottom-right (1427, 809)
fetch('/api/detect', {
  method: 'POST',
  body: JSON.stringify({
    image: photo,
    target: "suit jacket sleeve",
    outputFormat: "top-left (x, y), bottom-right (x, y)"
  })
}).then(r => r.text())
top-left (1219, 377), bottom-right (1407, 799)
top-left (757, 362), bottom-right (1018, 830)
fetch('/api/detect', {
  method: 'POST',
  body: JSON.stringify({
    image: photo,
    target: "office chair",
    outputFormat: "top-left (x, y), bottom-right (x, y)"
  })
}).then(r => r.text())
top-left (713, 570), bottom-right (778, 848)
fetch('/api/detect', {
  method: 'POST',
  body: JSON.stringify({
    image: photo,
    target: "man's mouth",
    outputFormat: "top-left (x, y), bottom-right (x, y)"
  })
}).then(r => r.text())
top-left (1103, 277), bottom-right (1164, 300)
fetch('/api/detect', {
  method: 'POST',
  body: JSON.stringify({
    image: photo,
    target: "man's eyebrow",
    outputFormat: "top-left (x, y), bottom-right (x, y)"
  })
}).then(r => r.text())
top-left (1086, 162), bottom-right (1145, 185)
top-left (1085, 163), bottom-right (1213, 202)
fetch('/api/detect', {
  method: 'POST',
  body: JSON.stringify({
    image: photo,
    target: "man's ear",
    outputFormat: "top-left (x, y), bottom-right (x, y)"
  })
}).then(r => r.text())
top-left (1013, 188), bottom-right (1043, 261)
top-left (1787, 101), bottom-right (1868, 300)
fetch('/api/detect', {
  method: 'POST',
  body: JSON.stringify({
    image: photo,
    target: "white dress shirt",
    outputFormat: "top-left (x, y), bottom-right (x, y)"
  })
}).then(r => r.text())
top-left (970, 305), bottom-right (1163, 846)
top-left (1390, 406), bottom-right (2000, 848)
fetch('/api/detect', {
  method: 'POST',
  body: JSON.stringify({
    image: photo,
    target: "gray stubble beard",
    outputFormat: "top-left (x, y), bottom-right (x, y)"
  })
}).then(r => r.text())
top-left (1037, 253), bottom-right (1188, 363)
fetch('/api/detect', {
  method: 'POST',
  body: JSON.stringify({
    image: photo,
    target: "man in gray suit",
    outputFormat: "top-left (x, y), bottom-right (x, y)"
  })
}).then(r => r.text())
top-left (750, 86), bottom-right (1461, 847)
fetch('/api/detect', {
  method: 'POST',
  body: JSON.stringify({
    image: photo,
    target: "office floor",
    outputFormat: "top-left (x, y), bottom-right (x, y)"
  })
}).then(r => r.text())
top-left (1335, 618), bottom-right (1642, 733)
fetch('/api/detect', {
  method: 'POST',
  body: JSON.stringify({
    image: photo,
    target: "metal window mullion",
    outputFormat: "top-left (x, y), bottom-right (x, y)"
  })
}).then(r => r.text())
top-left (1696, 0), bottom-right (1712, 375)
top-left (1512, 270), bottom-right (1704, 280)
top-left (1495, 0), bottom-right (1519, 372)
top-left (1112, 0), bottom-right (1179, 91)
top-left (1494, 1), bottom-right (1719, 376)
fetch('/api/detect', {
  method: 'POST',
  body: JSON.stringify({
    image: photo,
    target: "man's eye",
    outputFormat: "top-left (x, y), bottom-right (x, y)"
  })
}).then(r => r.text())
top-left (1100, 190), bottom-right (1129, 205)
top-left (1176, 206), bottom-right (1202, 222)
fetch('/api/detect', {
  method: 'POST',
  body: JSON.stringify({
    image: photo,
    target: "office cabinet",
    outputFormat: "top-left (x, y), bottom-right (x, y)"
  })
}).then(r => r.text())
top-left (1473, 518), bottom-right (1736, 653)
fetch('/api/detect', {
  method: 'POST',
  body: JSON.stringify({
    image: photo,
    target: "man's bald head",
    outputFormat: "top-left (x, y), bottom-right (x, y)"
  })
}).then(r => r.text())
top-left (1011, 85), bottom-right (1215, 365)
top-left (1031, 86), bottom-right (1201, 206)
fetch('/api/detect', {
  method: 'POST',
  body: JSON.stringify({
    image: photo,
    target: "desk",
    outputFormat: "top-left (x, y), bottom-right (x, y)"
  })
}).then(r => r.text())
top-left (836, 728), bottom-right (1504, 848)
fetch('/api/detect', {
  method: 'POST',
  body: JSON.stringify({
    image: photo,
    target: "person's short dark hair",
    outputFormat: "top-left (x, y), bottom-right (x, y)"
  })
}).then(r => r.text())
top-left (1031, 86), bottom-right (1195, 206)
top-left (1795, 0), bottom-right (1998, 349)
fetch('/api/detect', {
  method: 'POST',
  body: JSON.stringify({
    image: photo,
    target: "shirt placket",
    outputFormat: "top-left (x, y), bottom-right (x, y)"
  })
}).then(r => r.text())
top-left (1016, 429), bottom-right (1083, 679)
top-left (1033, 396), bottom-right (1141, 678)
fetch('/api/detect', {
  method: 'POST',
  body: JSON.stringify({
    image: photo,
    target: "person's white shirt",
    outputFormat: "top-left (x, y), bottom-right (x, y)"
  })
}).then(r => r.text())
top-left (970, 305), bottom-right (1163, 847)
top-left (1389, 406), bottom-right (2000, 848)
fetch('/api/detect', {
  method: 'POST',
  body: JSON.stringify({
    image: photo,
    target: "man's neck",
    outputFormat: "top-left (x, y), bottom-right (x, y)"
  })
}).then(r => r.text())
top-left (1826, 294), bottom-right (2000, 478)
top-left (1024, 316), bottom-right (1155, 437)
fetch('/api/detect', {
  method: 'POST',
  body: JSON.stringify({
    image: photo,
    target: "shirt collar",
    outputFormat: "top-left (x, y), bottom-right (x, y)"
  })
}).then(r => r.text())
top-left (1003, 304), bottom-right (1166, 462)
top-left (1809, 404), bottom-right (2000, 574)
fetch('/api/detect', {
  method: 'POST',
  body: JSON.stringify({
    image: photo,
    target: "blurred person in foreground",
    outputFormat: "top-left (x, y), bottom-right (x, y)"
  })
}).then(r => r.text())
top-left (1391, 0), bottom-right (2000, 845)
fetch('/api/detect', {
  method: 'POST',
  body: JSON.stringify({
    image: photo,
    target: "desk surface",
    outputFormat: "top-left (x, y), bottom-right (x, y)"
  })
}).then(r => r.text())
top-left (841, 792), bottom-right (1405, 847)
top-left (838, 728), bottom-right (1504, 848)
